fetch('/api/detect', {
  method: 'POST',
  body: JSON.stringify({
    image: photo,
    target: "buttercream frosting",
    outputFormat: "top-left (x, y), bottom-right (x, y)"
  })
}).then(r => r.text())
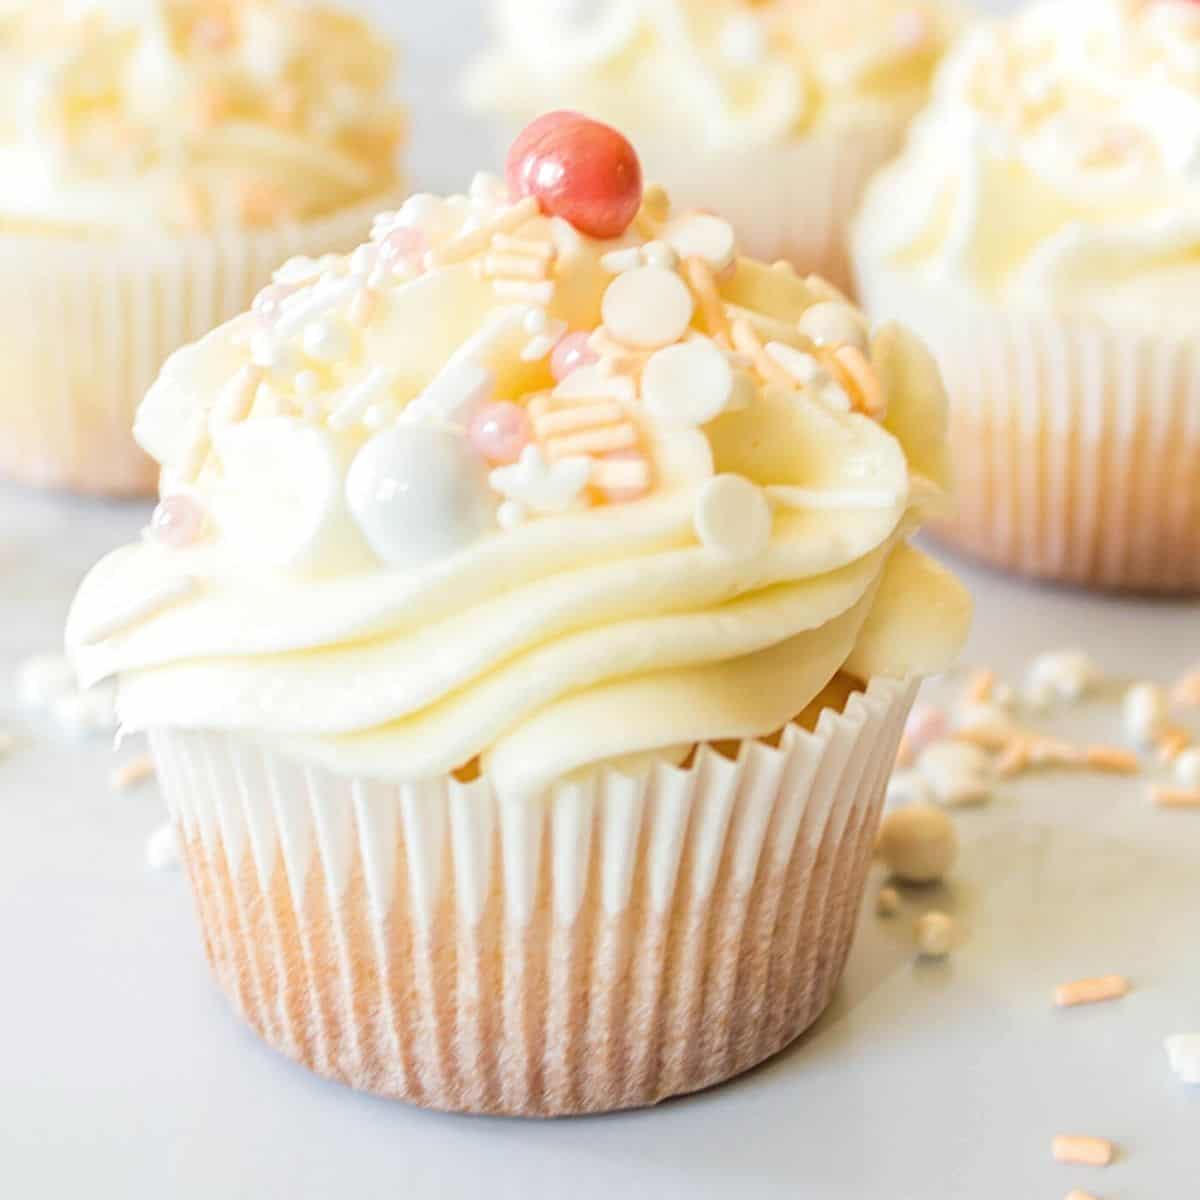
top-left (464, 0), bottom-right (955, 151)
top-left (854, 0), bottom-right (1200, 331)
top-left (0, 0), bottom-right (403, 233)
top-left (68, 128), bottom-right (969, 797)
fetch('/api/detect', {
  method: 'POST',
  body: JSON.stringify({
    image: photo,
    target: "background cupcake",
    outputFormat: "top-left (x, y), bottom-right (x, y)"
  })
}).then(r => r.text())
top-left (67, 114), bottom-right (969, 1116)
top-left (464, 0), bottom-right (957, 295)
top-left (853, 0), bottom-right (1200, 593)
top-left (0, 0), bottom-right (405, 497)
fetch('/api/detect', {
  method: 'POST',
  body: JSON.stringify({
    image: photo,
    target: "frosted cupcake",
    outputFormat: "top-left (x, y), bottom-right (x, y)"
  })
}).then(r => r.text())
top-left (853, 0), bottom-right (1200, 592)
top-left (464, 1), bottom-right (956, 294)
top-left (68, 113), bottom-right (969, 1116)
top-left (0, 1), bottom-right (404, 497)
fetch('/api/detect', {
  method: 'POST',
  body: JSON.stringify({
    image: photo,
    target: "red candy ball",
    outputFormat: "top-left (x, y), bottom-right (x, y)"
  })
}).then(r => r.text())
top-left (506, 111), bottom-right (643, 241)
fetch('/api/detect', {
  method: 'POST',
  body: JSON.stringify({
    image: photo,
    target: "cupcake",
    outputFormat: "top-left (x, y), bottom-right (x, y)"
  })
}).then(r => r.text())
top-left (464, 0), bottom-right (957, 295)
top-left (853, 0), bottom-right (1200, 593)
top-left (67, 113), bottom-right (969, 1116)
top-left (0, 1), bottom-right (405, 497)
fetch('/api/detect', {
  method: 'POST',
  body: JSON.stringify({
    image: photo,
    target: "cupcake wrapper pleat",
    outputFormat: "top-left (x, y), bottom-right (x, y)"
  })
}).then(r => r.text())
top-left (0, 191), bottom-right (404, 497)
top-left (855, 262), bottom-right (1200, 593)
top-left (147, 675), bottom-right (915, 1117)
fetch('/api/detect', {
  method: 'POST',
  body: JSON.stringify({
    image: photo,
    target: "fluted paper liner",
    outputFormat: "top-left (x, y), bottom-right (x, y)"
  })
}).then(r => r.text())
top-left (855, 260), bottom-right (1200, 593)
top-left (0, 190), bottom-right (404, 498)
top-left (147, 675), bottom-right (915, 1117)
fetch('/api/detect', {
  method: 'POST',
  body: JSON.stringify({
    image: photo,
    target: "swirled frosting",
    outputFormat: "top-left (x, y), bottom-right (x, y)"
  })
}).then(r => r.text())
top-left (854, 0), bottom-right (1200, 329)
top-left (0, 1), bottom-right (403, 233)
top-left (67, 162), bottom-right (969, 797)
top-left (464, 0), bottom-right (955, 150)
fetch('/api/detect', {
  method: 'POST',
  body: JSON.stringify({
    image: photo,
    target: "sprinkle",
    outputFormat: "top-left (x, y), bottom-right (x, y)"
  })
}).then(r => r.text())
top-left (490, 446), bottom-right (592, 515)
top-left (347, 288), bottom-right (376, 328)
top-left (591, 457), bottom-right (652, 494)
top-left (996, 738), bottom-right (1032, 778)
top-left (492, 234), bottom-right (556, 262)
top-left (641, 338), bottom-right (737, 430)
top-left (544, 423), bottom-right (639, 461)
top-left (682, 257), bottom-right (732, 344)
top-left (825, 345), bottom-right (886, 420)
top-left (77, 576), bottom-right (201, 646)
top-left (430, 197), bottom-right (540, 267)
top-left (1171, 669), bottom-right (1200, 707)
top-left (886, 769), bottom-right (934, 808)
top-left (917, 741), bottom-right (994, 807)
top-left (1165, 1034), bottom-right (1200, 1085)
top-left (964, 668), bottom-right (997, 705)
top-left (1155, 726), bottom-right (1192, 763)
top-left (174, 409), bottom-right (211, 483)
top-left (1151, 785), bottom-right (1200, 810)
top-left (1123, 682), bottom-right (1170, 746)
top-left (1026, 651), bottom-right (1102, 708)
top-left (731, 318), bottom-right (795, 388)
top-left (492, 279), bottom-right (556, 305)
top-left (110, 754), bottom-right (156, 793)
top-left (533, 401), bottom-right (626, 439)
top-left (877, 804), bottom-right (958, 885)
top-left (1065, 1192), bottom-right (1099, 1200)
top-left (1055, 975), bottom-right (1130, 1008)
top-left (602, 266), bottom-right (695, 350)
top-left (1176, 747), bottom-right (1200, 789)
top-left (552, 366), bottom-right (637, 405)
top-left (601, 248), bottom-right (644, 275)
top-left (876, 886), bottom-right (901, 917)
top-left (211, 365), bottom-right (262, 428)
top-left (329, 367), bottom-right (399, 431)
top-left (694, 476), bottom-right (772, 560)
top-left (1052, 1136), bottom-right (1115, 1167)
top-left (915, 912), bottom-right (956, 958)
top-left (764, 341), bottom-right (825, 386)
top-left (662, 212), bottom-right (737, 274)
top-left (145, 822), bottom-right (181, 872)
top-left (1084, 745), bottom-right (1140, 774)
top-left (481, 252), bottom-right (549, 281)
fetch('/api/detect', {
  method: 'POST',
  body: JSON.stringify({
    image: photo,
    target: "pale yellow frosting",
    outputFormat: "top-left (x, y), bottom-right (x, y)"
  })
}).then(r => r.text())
top-left (0, 0), bottom-right (404, 234)
top-left (67, 172), bottom-right (969, 797)
top-left (854, 0), bottom-right (1200, 332)
top-left (464, 0), bottom-right (955, 150)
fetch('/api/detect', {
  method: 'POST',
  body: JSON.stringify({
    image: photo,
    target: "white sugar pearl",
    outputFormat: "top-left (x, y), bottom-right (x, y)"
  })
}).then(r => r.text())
top-left (145, 822), bottom-right (181, 872)
top-left (1025, 649), bottom-right (1102, 707)
top-left (347, 425), bottom-right (496, 569)
top-left (915, 912), bottom-right (957, 958)
top-left (15, 653), bottom-right (77, 709)
top-left (663, 213), bottom-right (738, 274)
top-left (797, 302), bottom-right (868, 351)
top-left (642, 339), bottom-right (734, 431)
top-left (1175, 747), bottom-right (1200, 789)
top-left (694, 476), bottom-right (771, 559)
top-left (602, 266), bottom-right (695, 349)
top-left (886, 769), bottom-right (933, 809)
top-left (917, 741), bottom-right (994, 808)
top-left (1123, 682), bottom-right (1169, 746)
top-left (1166, 1034), bottom-right (1200, 1085)
top-left (877, 804), bottom-right (959, 884)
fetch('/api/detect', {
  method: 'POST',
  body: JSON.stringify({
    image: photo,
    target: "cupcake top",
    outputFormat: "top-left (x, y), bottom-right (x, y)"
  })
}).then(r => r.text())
top-left (67, 113), bottom-right (969, 797)
top-left (855, 0), bottom-right (1200, 329)
top-left (0, 0), bottom-right (403, 234)
top-left (464, 1), bottom-right (955, 150)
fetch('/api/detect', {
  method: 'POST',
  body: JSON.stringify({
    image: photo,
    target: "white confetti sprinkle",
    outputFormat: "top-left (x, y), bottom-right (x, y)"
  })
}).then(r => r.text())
top-left (1122, 682), bottom-right (1170, 746)
top-left (694, 476), bottom-right (772, 560)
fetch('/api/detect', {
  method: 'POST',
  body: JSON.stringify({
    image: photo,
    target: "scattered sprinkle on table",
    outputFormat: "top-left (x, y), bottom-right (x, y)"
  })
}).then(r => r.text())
top-left (1165, 1034), bottom-right (1200, 1085)
top-left (1151, 785), bottom-right (1200, 810)
top-left (109, 754), bottom-right (156, 793)
top-left (1054, 975), bottom-right (1130, 1009)
top-left (1052, 1136), bottom-right (1115, 1167)
top-left (915, 912), bottom-right (956, 959)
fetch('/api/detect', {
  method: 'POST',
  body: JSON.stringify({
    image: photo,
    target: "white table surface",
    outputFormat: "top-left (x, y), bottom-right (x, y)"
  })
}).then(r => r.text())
top-left (2, 2), bottom-right (1198, 1197)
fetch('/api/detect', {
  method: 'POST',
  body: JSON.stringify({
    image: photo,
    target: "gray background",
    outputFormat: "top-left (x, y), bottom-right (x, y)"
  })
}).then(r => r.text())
top-left (3, 2), bottom-right (1198, 1198)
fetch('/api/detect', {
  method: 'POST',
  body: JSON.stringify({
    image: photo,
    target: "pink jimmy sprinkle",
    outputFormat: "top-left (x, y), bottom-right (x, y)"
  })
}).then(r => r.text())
top-left (550, 331), bottom-right (598, 383)
top-left (150, 494), bottom-right (207, 548)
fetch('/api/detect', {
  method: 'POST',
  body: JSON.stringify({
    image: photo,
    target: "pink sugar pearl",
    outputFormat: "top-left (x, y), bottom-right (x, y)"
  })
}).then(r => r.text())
top-left (468, 402), bottom-right (531, 465)
top-left (904, 704), bottom-right (948, 755)
top-left (379, 226), bottom-right (427, 266)
top-left (550, 331), bottom-right (598, 382)
top-left (151, 494), bottom-right (207, 548)
top-left (251, 282), bottom-right (298, 325)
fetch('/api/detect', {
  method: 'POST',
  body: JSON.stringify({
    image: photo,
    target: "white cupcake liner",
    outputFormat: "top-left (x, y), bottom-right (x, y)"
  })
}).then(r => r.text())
top-left (637, 114), bottom-right (908, 296)
top-left (147, 674), bottom-right (916, 1117)
top-left (0, 190), bottom-right (404, 498)
top-left (855, 260), bottom-right (1200, 593)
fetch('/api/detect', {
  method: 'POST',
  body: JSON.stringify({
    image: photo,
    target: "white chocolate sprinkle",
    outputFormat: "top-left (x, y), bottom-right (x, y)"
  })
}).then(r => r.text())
top-left (694, 476), bottom-right (771, 560)
top-left (303, 318), bottom-right (353, 364)
top-left (662, 212), bottom-right (737, 274)
top-left (330, 367), bottom-right (401, 432)
top-left (1123, 682), bottom-right (1170, 746)
top-left (642, 338), bottom-right (735, 430)
top-left (490, 446), bottom-right (592, 515)
top-left (1025, 650), bottom-right (1102, 708)
top-left (602, 266), bottom-right (695, 350)
top-left (917, 741), bottom-right (994, 808)
top-left (798, 301), bottom-right (868, 350)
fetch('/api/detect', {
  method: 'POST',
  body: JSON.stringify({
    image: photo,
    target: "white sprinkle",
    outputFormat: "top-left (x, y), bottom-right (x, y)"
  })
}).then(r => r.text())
top-left (642, 338), bottom-right (735, 430)
top-left (402, 362), bottom-right (492, 428)
top-left (1123, 682), bottom-right (1170, 746)
top-left (77, 575), bottom-right (201, 646)
top-left (497, 500), bottom-right (526, 530)
top-left (295, 370), bottom-right (320, 400)
top-left (1176, 748), bottom-right (1200, 789)
top-left (694, 476), bottom-right (772, 560)
top-left (602, 266), bottom-right (695, 349)
top-left (917, 741), bottom-right (994, 808)
top-left (601, 247), bottom-right (643, 275)
top-left (1025, 650), bottom-right (1102, 708)
top-left (662, 212), bottom-right (738, 274)
top-left (362, 403), bottom-right (390, 431)
top-left (915, 912), bottom-right (957, 958)
top-left (145, 822), bottom-right (181, 872)
top-left (110, 753), bottom-right (156, 793)
top-left (16, 653), bottom-right (76, 709)
top-left (302, 318), bottom-right (353, 364)
top-left (522, 307), bottom-right (548, 336)
top-left (549, 216), bottom-right (585, 258)
top-left (798, 301), bottom-right (868, 351)
top-left (329, 367), bottom-right (399, 431)
top-left (210, 365), bottom-right (262, 428)
top-left (954, 701), bottom-right (1018, 743)
top-left (765, 341), bottom-right (826, 386)
top-left (493, 279), bottom-right (556, 305)
top-left (521, 333), bottom-right (560, 362)
top-left (490, 446), bottom-right (592, 515)
top-left (350, 243), bottom-right (377, 275)
top-left (53, 686), bottom-right (119, 737)
top-left (886, 769), bottom-right (934, 808)
top-left (643, 240), bottom-right (680, 271)
top-left (1166, 1035), bottom-right (1200, 1085)
top-left (818, 381), bottom-right (853, 413)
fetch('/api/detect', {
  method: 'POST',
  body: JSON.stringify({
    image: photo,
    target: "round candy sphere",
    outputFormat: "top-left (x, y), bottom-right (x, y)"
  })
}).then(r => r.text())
top-left (346, 425), bottom-right (496, 569)
top-left (506, 111), bottom-right (643, 240)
